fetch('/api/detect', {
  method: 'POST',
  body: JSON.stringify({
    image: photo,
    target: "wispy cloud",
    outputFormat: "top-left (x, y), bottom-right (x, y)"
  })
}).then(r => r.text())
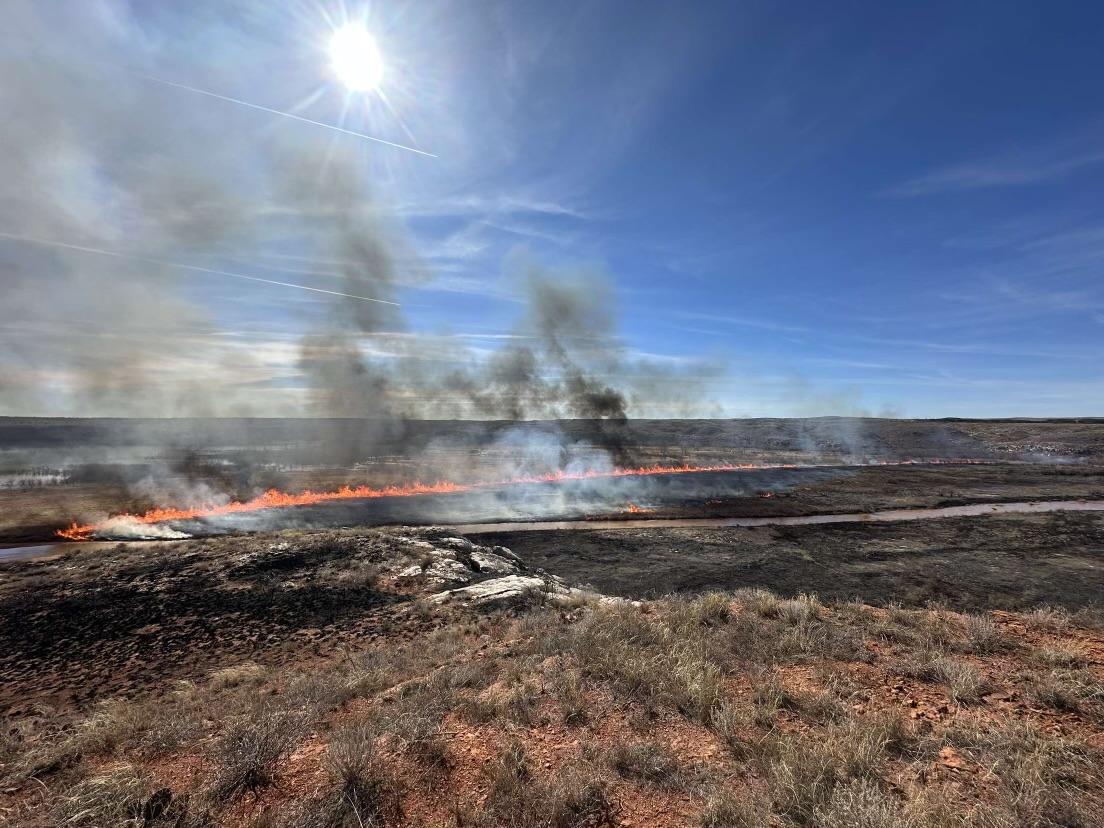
top-left (885, 143), bottom-right (1104, 197)
top-left (396, 193), bottom-right (590, 220)
top-left (674, 311), bottom-right (808, 334)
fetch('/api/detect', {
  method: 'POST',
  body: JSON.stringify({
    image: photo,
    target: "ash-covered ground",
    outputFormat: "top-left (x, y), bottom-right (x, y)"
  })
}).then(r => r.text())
top-left (1, 416), bottom-right (1101, 707)
top-left (1, 416), bottom-right (1102, 543)
top-left (1, 416), bottom-right (1102, 828)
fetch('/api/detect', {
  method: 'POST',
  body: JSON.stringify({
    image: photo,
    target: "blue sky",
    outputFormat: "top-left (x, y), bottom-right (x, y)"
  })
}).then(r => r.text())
top-left (2, 1), bottom-right (1102, 417)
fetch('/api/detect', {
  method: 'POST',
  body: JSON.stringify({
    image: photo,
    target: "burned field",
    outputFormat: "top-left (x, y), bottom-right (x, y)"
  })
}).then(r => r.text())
top-left (1, 415), bottom-right (1102, 543)
top-left (1, 417), bottom-right (1103, 827)
top-left (473, 510), bottom-right (1104, 610)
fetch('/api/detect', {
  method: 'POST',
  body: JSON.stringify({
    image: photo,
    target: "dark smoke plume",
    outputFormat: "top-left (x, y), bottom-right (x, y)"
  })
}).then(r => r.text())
top-left (0, 1), bottom-right (722, 489)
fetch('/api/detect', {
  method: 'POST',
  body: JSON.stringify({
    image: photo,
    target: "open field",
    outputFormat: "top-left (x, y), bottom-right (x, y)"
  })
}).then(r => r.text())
top-left (474, 511), bottom-right (1104, 609)
top-left (1, 417), bottom-right (1103, 826)
top-left (2, 417), bottom-right (1103, 543)
top-left (1, 529), bottom-right (1102, 826)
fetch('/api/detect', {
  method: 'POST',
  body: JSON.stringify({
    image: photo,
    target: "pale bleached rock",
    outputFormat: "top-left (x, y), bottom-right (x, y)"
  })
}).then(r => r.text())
top-left (428, 574), bottom-right (553, 607)
top-left (420, 557), bottom-right (474, 585)
top-left (469, 549), bottom-right (517, 575)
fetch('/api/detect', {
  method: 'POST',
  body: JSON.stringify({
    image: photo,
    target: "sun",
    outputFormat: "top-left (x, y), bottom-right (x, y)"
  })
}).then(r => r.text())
top-left (329, 24), bottom-right (384, 92)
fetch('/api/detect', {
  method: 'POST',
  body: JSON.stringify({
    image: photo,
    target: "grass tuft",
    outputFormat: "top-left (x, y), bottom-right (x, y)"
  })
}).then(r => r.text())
top-left (210, 704), bottom-right (309, 801)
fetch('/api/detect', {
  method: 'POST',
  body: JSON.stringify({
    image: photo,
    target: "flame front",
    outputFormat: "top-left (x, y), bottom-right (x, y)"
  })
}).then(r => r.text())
top-left (55, 463), bottom-right (741, 540)
top-left (55, 458), bottom-right (993, 541)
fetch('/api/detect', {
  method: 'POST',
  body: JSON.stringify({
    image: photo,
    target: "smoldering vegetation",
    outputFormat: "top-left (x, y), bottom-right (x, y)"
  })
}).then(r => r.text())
top-left (0, 1), bottom-right (725, 501)
top-left (1, 3), bottom-right (1095, 532)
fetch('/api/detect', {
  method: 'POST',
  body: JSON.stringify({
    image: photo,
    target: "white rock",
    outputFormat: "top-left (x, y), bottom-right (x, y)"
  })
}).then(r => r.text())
top-left (469, 549), bottom-right (517, 575)
top-left (438, 536), bottom-right (476, 552)
top-left (423, 557), bottom-right (473, 584)
top-left (429, 575), bottom-right (552, 607)
top-left (492, 545), bottom-right (523, 563)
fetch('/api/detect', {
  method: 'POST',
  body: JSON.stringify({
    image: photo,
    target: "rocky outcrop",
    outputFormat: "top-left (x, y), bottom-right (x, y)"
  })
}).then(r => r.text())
top-left (389, 530), bottom-right (524, 587)
top-left (427, 574), bottom-right (553, 607)
top-left (382, 527), bottom-right (626, 609)
top-left (427, 572), bottom-right (627, 609)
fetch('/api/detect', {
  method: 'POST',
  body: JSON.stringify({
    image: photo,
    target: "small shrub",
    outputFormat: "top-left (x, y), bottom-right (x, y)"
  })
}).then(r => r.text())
top-left (607, 741), bottom-right (684, 788)
top-left (699, 788), bottom-right (770, 828)
top-left (211, 704), bottom-right (309, 801)
top-left (962, 614), bottom-right (1009, 654)
top-left (1033, 645), bottom-right (1087, 668)
top-left (293, 720), bottom-right (402, 828)
top-left (209, 661), bottom-right (269, 691)
top-left (900, 654), bottom-right (990, 704)
top-left (811, 778), bottom-right (906, 828)
top-left (1020, 606), bottom-right (1071, 634)
top-left (49, 764), bottom-right (165, 827)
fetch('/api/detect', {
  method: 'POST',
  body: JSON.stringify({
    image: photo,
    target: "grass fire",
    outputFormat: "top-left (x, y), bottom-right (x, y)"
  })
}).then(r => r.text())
top-left (2, 3), bottom-right (1103, 827)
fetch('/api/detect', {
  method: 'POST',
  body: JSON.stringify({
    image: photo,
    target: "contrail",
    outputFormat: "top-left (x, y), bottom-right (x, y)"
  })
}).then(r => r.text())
top-left (139, 74), bottom-right (437, 158)
top-left (0, 231), bottom-right (401, 306)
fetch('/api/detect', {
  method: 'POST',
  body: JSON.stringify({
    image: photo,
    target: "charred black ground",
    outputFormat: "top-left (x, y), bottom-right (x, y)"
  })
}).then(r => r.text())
top-left (2, 416), bottom-right (1102, 543)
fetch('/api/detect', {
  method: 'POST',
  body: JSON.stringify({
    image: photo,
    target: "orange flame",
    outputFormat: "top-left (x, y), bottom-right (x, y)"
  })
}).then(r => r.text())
top-left (55, 458), bottom-right (994, 541)
top-left (625, 502), bottom-right (653, 514)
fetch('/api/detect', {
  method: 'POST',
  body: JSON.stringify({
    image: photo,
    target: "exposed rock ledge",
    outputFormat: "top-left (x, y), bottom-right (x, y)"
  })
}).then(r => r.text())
top-left (385, 527), bottom-right (623, 608)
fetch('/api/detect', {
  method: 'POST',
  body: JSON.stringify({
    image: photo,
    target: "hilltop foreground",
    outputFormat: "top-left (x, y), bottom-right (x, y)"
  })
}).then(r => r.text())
top-left (2, 528), bottom-right (1102, 827)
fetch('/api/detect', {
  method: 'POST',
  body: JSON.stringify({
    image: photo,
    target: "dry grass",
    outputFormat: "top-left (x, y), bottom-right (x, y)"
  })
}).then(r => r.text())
top-left (5, 581), bottom-right (1103, 828)
top-left (551, 668), bottom-right (589, 726)
top-left (208, 661), bottom-right (269, 691)
top-left (210, 704), bottom-right (310, 802)
top-left (810, 779), bottom-right (909, 828)
top-left (709, 698), bottom-right (760, 760)
top-left (466, 741), bottom-right (613, 828)
top-left (48, 764), bottom-right (168, 827)
top-left (698, 789), bottom-right (771, 828)
top-left (1032, 644), bottom-right (1089, 668)
top-left (552, 602), bottom-right (725, 722)
top-left (961, 613), bottom-right (1010, 654)
top-left (899, 653), bottom-right (991, 704)
top-left (945, 719), bottom-right (1104, 824)
top-left (766, 724), bottom-right (885, 823)
top-left (1020, 606), bottom-right (1072, 634)
top-left (606, 741), bottom-right (685, 788)
top-left (290, 720), bottom-right (402, 828)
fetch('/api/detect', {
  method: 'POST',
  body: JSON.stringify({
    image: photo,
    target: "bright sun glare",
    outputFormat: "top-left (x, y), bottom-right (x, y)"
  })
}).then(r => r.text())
top-left (329, 24), bottom-right (384, 92)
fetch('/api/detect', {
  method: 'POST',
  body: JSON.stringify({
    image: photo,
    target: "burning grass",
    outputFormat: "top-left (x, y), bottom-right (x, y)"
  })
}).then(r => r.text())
top-left (55, 458), bottom-right (997, 540)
